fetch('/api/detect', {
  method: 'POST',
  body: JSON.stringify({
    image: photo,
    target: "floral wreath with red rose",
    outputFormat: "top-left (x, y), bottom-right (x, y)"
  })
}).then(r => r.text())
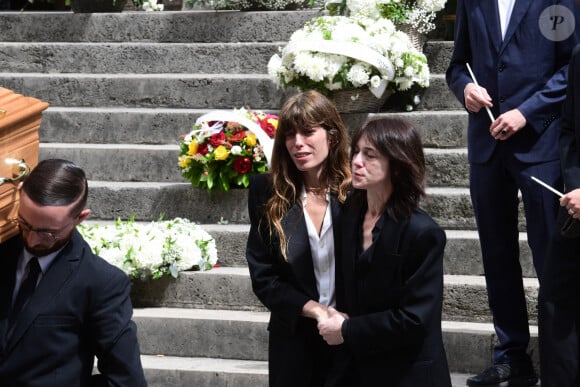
top-left (178, 108), bottom-right (278, 192)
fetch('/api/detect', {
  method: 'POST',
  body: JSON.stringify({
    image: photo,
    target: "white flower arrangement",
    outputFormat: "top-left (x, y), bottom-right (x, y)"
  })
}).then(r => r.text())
top-left (78, 217), bottom-right (218, 281)
top-left (327, 0), bottom-right (447, 34)
top-left (268, 15), bottom-right (429, 98)
top-left (142, 0), bottom-right (164, 10)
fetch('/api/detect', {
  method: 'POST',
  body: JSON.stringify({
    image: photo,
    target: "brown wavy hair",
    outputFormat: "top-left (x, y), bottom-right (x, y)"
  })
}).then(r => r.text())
top-left (351, 117), bottom-right (426, 220)
top-left (265, 90), bottom-right (351, 258)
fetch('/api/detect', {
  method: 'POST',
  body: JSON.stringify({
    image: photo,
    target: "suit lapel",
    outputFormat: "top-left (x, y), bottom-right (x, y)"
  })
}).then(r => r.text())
top-left (339, 197), bottom-right (360, 312)
top-left (282, 202), bottom-right (318, 300)
top-left (500, 0), bottom-right (533, 55)
top-left (4, 233), bottom-right (81, 353)
top-left (480, 0), bottom-right (502, 55)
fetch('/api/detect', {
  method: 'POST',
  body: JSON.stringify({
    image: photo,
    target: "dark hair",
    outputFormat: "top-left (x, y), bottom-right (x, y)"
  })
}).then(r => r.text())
top-left (351, 117), bottom-right (426, 219)
top-left (266, 90), bottom-right (351, 257)
top-left (22, 159), bottom-right (88, 217)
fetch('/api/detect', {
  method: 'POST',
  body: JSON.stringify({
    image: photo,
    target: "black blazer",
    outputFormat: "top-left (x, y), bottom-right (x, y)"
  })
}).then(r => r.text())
top-left (246, 173), bottom-right (342, 333)
top-left (542, 44), bottom-right (580, 301)
top-left (0, 231), bottom-right (146, 387)
top-left (337, 195), bottom-right (451, 387)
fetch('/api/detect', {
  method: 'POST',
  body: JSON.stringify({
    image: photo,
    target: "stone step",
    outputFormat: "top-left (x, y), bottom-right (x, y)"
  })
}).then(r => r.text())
top-left (141, 355), bottom-right (489, 387)
top-left (133, 307), bottom-right (540, 374)
top-left (38, 107), bottom-right (467, 148)
top-left (82, 221), bottom-right (535, 277)
top-left (0, 11), bottom-right (319, 43)
top-left (197, 225), bottom-right (535, 277)
top-left (84, 182), bottom-right (528, 231)
top-left (0, 42), bottom-right (283, 74)
top-left (0, 74), bottom-right (293, 110)
top-left (39, 143), bottom-right (468, 187)
top-left (130, 268), bottom-right (539, 323)
top-left (0, 40), bottom-right (451, 75)
top-left (0, 73), bottom-right (458, 110)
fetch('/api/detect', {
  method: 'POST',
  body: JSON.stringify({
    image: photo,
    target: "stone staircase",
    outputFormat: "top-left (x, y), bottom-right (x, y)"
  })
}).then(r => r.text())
top-left (0, 10), bottom-right (539, 386)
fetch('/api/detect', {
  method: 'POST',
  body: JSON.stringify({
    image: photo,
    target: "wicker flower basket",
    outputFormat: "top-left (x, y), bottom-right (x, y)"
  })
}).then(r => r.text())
top-left (330, 89), bottom-right (392, 114)
top-left (398, 24), bottom-right (427, 52)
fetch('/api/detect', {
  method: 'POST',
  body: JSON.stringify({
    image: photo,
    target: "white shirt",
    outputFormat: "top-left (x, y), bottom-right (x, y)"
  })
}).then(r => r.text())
top-left (302, 188), bottom-right (336, 307)
top-left (498, 0), bottom-right (516, 40)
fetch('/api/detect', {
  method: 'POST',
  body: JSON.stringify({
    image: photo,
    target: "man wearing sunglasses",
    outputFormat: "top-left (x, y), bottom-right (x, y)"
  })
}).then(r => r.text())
top-left (0, 159), bottom-right (146, 386)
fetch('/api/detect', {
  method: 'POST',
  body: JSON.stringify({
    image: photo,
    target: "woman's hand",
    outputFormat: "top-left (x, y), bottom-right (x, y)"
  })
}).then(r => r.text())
top-left (302, 300), bottom-right (329, 322)
top-left (317, 306), bottom-right (346, 345)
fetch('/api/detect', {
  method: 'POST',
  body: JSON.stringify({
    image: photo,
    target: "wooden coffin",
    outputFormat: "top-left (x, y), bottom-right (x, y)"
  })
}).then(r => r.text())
top-left (0, 87), bottom-right (49, 243)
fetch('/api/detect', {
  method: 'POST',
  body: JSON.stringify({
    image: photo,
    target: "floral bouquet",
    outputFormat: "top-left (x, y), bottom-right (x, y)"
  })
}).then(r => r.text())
top-left (78, 217), bottom-right (218, 281)
top-left (179, 108), bottom-right (278, 192)
top-left (267, 15), bottom-right (429, 99)
top-left (327, 0), bottom-right (447, 34)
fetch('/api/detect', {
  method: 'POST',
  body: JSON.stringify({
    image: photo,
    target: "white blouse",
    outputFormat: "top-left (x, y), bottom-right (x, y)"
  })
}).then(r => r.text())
top-left (302, 188), bottom-right (336, 307)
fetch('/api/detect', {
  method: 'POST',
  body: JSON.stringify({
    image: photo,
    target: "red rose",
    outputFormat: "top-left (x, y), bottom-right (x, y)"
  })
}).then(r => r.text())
top-left (209, 132), bottom-right (226, 147)
top-left (233, 157), bottom-right (252, 174)
top-left (228, 130), bottom-right (247, 142)
top-left (197, 143), bottom-right (209, 155)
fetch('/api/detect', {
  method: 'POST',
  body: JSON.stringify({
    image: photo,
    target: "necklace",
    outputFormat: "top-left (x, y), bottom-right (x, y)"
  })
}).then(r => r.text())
top-left (305, 186), bottom-right (326, 196)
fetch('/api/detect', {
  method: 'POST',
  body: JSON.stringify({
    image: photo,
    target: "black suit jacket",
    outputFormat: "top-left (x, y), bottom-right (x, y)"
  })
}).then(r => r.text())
top-left (246, 173), bottom-right (342, 334)
top-left (0, 231), bottom-right (146, 387)
top-left (246, 173), bottom-right (352, 387)
top-left (542, 45), bottom-right (580, 301)
top-left (337, 195), bottom-right (451, 387)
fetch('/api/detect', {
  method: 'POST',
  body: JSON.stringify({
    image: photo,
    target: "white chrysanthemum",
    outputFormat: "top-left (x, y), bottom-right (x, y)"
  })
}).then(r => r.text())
top-left (304, 55), bottom-right (329, 82)
top-left (404, 66), bottom-right (415, 77)
top-left (332, 22), bottom-right (368, 43)
top-left (416, 0), bottom-right (446, 13)
top-left (396, 77), bottom-right (413, 91)
top-left (289, 29), bottom-right (308, 42)
top-left (231, 145), bottom-right (242, 155)
top-left (324, 54), bottom-right (348, 77)
top-left (347, 63), bottom-right (370, 87)
top-left (268, 54), bottom-right (282, 78)
top-left (293, 52), bottom-right (315, 74)
top-left (370, 75), bottom-right (382, 88)
top-left (346, 0), bottom-right (381, 20)
top-left (325, 81), bottom-right (343, 90)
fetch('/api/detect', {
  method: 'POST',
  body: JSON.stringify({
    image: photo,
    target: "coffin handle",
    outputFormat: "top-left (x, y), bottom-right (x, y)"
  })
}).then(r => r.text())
top-left (0, 159), bottom-right (31, 185)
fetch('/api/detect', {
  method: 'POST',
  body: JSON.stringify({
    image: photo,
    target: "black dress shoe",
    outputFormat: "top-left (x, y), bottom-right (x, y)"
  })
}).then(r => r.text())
top-left (466, 362), bottom-right (538, 386)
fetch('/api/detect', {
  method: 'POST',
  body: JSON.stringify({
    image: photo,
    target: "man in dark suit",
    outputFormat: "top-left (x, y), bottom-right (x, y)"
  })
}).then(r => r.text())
top-left (0, 159), bottom-right (147, 386)
top-left (539, 44), bottom-right (580, 387)
top-left (446, 1), bottom-right (580, 385)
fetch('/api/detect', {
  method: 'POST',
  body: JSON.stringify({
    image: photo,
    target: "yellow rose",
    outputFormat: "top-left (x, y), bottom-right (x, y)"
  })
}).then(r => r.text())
top-left (246, 133), bottom-right (257, 147)
top-left (214, 145), bottom-right (230, 160)
top-left (179, 156), bottom-right (190, 168)
top-left (267, 117), bottom-right (278, 130)
top-left (188, 140), bottom-right (199, 156)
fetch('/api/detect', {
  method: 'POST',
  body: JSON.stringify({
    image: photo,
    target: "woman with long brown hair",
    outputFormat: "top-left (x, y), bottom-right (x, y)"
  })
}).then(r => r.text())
top-left (246, 90), bottom-right (351, 386)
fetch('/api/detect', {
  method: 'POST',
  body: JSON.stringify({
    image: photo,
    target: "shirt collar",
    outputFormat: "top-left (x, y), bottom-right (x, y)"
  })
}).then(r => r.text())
top-left (22, 244), bottom-right (67, 275)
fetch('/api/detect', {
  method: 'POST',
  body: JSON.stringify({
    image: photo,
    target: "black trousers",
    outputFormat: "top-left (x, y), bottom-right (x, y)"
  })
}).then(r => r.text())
top-left (539, 210), bottom-right (580, 386)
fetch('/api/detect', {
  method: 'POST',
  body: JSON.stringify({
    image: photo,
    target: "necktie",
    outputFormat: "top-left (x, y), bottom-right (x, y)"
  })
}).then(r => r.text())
top-left (9, 257), bottom-right (41, 326)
